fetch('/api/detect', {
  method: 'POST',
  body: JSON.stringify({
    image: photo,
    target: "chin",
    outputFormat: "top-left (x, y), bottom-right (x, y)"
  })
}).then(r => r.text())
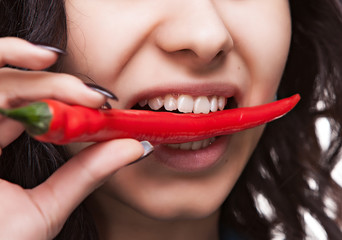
top-left (125, 192), bottom-right (225, 221)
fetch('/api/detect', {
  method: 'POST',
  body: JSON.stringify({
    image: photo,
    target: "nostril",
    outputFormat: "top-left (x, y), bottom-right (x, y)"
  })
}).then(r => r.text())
top-left (212, 50), bottom-right (226, 63)
top-left (215, 50), bottom-right (225, 59)
top-left (177, 48), bottom-right (227, 66)
top-left (173, 49), bottom-right (197, 58)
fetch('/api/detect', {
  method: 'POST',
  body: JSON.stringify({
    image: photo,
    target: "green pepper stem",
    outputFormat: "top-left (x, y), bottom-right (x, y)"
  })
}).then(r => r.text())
top-left (0, 102), bottom-right (51, 135)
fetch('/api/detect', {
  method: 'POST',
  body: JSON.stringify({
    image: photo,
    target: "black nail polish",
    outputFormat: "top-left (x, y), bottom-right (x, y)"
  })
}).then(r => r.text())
top-left (85, 83), bottom-right (118, 101)
top-left (101, 102), bottom-right (112, 109)
top-left (33, 43), bottom-right (67, 55)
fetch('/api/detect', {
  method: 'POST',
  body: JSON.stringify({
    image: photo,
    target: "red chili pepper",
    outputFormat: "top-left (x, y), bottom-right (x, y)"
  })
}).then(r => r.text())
top-left (0, 94), bottom-right (300, 145)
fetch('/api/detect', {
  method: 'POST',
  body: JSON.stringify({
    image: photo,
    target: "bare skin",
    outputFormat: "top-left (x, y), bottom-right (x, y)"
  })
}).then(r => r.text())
top-left (0, 0), bottom-right (291, 238)
top-left (62, 0), bottom-right (292, 239)
top-left (0, 38), bottom-right (145, 239)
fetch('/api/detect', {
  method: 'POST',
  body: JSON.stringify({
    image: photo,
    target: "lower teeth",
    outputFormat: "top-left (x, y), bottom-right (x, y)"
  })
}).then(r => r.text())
top-left (166, 137), bottom-right (216, 150)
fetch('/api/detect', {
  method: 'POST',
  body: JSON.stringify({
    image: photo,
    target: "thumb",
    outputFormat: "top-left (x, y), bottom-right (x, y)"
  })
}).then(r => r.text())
top-left (28, 139), bottom-right (148, 238)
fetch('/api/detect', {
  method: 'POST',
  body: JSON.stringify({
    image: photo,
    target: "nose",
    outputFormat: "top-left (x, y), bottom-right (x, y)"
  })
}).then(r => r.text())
top-left (154, 1), bottom-right (233, 65)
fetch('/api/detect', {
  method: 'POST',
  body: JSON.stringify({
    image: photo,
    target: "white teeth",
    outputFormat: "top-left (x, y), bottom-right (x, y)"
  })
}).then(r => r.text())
top-left (210, 97), bottom-right (218, 112)
top-left (191, 140), bottom-right (203, 150)
top-left (202, 138), bottom-right (210, 148)
top-left (139, 99), bottom-right (148, 107)
top-left (139, 94), bottom-right (229, 113)
top-left (164, 94), bottom-right (178, 111)
top-left (177, 95), bottom-right (194, 113)
top-left (166, 137), bottom-right (216, 150)
top-left (218, 96), bottom-right (226, 111)
top-left (148, 97), bottom-right (164, 110)
top-left (179, 142), bottom-right (193, 150)
top-left (194, 96), bottom-right (210, 114)
top-left (167, 143), bottom-right (180, 149)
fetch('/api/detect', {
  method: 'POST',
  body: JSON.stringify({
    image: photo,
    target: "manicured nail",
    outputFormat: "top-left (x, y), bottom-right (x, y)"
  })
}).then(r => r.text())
top-left (140, 141), bottom-right (154, 159)
top-left (101, 102), bottom-right (112, 110)
top-left (85, 83), bottom-right (118, 101)
top-left (127, 141), bottom-right (154, 166)
top-left (274, 94), bottom-right (278, 101)
top-left (33, 44), bottom-right (67, 55)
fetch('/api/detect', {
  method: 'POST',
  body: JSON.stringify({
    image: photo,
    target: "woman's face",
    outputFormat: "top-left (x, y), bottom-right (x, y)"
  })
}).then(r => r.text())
top-left (63, 0), bottom-right (291, 220)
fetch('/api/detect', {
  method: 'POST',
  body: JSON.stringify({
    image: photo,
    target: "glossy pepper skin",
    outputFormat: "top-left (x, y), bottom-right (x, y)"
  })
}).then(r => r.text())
top-left (0, 94), bottom-right (300, 145)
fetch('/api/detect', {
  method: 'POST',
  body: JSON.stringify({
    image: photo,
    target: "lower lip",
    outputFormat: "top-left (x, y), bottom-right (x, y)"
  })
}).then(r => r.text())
top-left (153, 136), bottom-right (230, 172)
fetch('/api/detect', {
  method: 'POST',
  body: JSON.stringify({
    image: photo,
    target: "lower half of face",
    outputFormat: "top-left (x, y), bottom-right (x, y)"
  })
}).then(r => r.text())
top-left (64, 0), bottom-right (291, 221)
top-left (96, 127), bottom-right (265, 220)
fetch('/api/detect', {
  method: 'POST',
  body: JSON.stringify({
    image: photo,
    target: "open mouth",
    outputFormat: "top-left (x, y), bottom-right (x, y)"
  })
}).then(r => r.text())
top-left (132, 94), bottom-right (238, 150)
top-left (132, 94), bottom-right (238, 114)
top-left (165, 137), bottom-right (217, 150)
top-left (0, 91), bottom-right (299, 146)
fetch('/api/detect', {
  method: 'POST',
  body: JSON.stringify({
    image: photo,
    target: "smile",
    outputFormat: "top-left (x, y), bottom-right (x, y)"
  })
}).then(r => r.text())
top-left (134, 94), bottom-right (238, 114)
top-left (137, 94), bottom-right (229, 114)
top-left (133, 93), bottom-right (237, 150)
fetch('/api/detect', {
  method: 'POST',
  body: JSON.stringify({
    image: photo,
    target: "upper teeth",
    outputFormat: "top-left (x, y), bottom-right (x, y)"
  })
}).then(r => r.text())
top-left (139, 94), bottom-right (227, 114)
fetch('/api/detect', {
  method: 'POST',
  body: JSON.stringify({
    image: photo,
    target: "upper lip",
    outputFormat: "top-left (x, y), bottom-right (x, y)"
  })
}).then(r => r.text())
top-left (125, 81), bottom-right (241, 109)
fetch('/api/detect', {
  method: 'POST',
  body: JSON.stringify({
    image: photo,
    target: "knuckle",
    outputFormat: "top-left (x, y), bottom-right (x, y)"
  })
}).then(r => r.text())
top-left (49, 73), bottom-right (82, 90)
top-left (30, 60), bottom-right (50, 70)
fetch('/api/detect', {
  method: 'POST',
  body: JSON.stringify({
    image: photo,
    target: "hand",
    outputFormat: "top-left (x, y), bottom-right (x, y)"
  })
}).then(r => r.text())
top-left (0, 37), bottom-right (146, 239)
top-left (0, 139), bottom-right (144, 240)
top-left (0, 37), bottom-right (106, 152)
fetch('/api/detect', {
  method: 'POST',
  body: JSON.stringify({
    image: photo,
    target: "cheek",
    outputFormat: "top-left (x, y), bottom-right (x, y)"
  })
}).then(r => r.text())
top-left (231, 1), bottom-right (292, 69)
top-left (63, 0), bottom-right (160, 86)
top-left (63, 1), bottom-right (123, 76)
top-left (220, 1), bottom-right (292, 104)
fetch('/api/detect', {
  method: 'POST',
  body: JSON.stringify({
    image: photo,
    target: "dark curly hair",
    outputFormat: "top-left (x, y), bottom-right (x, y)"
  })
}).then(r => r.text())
top-left (1, 0), bottom-right (342, 239)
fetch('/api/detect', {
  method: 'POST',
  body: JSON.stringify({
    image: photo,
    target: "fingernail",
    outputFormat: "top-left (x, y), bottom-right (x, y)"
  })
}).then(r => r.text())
top-left (274, 94), bottom-right (278, 101)
top-left (101, 102), bottom-right (112, 110)
top-left (140, 141), bottom-right (154, 159)
top-left (85, 83), bottom-right (118, 101)
top-left (33, 43), bottom-right (67, 55)
top-left (128, 141), bottom-right (154, 165)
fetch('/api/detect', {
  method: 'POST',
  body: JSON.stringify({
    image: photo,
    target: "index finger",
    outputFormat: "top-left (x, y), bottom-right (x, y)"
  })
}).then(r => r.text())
top-left (0, 37), bottom-right (59, 70)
